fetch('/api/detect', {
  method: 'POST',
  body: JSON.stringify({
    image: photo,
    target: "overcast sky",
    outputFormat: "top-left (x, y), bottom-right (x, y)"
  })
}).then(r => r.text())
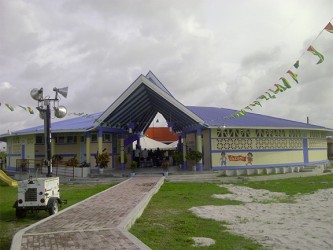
top-left (1, 0), bottom-right (333, 138)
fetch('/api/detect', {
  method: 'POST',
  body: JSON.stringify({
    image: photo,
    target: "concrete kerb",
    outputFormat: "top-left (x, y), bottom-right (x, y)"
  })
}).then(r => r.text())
top-left (10, 178), bottom-right (133, 250)
top-left (118, 177), bottom-right (165, 250)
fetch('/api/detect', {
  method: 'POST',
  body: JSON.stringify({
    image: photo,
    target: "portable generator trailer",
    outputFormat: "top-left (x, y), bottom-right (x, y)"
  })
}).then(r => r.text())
top-left (13, 177), bottom-right (66, 218)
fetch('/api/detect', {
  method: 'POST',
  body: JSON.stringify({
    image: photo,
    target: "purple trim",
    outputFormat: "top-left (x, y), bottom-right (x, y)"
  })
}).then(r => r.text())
top-left (21, 144), bottom-right (25, 159)
top-left (124, 134), bottom-right (140, 147)
top-left (183, 160), bottom-right (187, 170)
top-left (303, 138), bottom-right (308, 163)
top-left (196, 162), bottom-right (203, 171)
top-left (6, 154), bottom-right (21, 157)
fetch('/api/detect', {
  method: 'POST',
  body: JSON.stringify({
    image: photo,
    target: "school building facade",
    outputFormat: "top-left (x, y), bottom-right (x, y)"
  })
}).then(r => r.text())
top-left (0, 71), bottom-right (330, 174)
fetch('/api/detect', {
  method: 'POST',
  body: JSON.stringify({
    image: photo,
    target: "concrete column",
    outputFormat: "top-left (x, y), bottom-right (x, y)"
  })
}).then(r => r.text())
top-left (120, 133), bottom-right (125, 170)
top-left (98, 129), bottom-right (103, 154)
top-left (182, 133), bottom-right (187, 170)
top-left (196, 128), bottom-right (203, 171)
top-left (86, 133), bottom-right (91, 164)
top-left (111, 133), bottom-right (114, 169)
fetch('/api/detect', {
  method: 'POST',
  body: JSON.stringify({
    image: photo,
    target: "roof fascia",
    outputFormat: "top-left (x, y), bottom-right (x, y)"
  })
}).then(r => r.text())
top-left (95, 74), bottom-right (205, 128)
top-left (208, 125), bottom-right (330, 131)
top-left (94, 74), bottom-right (147, 128)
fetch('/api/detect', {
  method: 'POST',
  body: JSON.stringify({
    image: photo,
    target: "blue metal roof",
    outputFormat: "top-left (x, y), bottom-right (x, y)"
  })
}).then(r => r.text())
top-left (13, 112), bottom-right (102, 134)
top-left (187, 106), bottom-right (327, 129)
top-left (12, 105), bottom-right (327, 136)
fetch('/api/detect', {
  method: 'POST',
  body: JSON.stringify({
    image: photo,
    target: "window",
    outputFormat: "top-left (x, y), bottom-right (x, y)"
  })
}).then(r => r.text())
top-left (67, 136), bottom-right (77, 144)
top-left (36, 135), bottom-right (44, 144)
top-left (103, 133), bottom-right (111, 142)
top-left (91, 133), bottom-right (97, 142)
top-left (57, 136), bottom-right (65, 143)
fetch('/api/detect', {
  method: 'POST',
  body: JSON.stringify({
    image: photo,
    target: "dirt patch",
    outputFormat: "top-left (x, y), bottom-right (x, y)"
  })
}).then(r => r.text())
top-left (190, 185), bottom-right (333, 250)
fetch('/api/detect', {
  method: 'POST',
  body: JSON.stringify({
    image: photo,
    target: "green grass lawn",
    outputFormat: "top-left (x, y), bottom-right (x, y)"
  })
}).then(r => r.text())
top-left (239, 174), bottom-right (333, 195)
top-left (0, 180), bottom-right (113, 250)
top-left (130, 182), bottom-right (264, 250)
top-left (130, 174), bottom-right (333, 250)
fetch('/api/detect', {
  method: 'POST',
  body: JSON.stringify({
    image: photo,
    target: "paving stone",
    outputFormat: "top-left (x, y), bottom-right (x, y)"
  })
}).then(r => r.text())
top-left (16, 177), bottom-right (162, 250)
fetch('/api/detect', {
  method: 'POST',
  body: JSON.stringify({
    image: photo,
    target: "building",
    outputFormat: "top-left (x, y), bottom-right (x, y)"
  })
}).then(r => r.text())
top-left (0, 71), bottom-right (331, 174)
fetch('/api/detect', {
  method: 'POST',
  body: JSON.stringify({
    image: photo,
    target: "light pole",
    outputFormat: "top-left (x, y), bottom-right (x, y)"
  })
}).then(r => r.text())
top-left (31, 87), bottom-right (68, 177)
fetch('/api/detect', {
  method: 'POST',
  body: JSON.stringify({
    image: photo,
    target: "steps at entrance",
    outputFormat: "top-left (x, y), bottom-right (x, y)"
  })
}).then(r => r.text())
top-left (300, 165), bottom-right (323, 173)
top-left (165, 172), bottom-right (224, 183)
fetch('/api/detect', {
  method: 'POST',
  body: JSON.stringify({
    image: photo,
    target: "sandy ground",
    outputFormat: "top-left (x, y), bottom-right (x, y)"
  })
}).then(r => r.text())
top-left (190, 184), bottom-right (333, 250)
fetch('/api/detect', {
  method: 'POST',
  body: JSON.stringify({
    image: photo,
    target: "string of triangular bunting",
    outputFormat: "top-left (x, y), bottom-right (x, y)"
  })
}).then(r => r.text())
top-left (228, 20), bottom-right (333, 119)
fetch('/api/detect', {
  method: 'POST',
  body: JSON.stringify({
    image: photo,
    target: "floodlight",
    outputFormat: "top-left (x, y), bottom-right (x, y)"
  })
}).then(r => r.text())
top-left (36, 106), bottom-right (45, 120)
top-left (54, 106), bottom-right (67, 118)
top-left (30, 88), bottom-right (43, 101)
top-left (39, 112), bottom-right (45, 120)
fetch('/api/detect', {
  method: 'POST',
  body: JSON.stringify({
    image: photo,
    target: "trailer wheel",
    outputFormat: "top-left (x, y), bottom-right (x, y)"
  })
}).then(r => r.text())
top-left (16, 208), bottom-right (27, 218)
top-left (48, 199), bottom-right (59, 215)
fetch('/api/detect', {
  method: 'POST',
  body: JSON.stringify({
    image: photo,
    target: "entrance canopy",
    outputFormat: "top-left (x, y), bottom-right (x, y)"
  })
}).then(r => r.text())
top-left (133, 136), bottom-right (174, 150)
top-left (95, 71), bottom-right (205, 133)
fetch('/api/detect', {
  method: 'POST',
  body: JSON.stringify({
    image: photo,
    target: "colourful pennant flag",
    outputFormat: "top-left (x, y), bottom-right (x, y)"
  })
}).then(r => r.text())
top-left (287, 70), bottom-right (299, 83)
top-left (280, 77), bottom-right (292, 88)
top-left (307, 46), bottom-right (324, 64)
top-left (293, 60), bottom-right (299, 69)
top-left (269, 88), bottom-right (279, 95)
top-left (251, 100), bottom-right (262, 107)
top-left (238, 110), bottom-right (246, 116)
top-left (274, 84), bottom-right (287, 92)
top-left (257, 94), bottom-right (269, 101)
top-left (265, 92), bottom-right (276, 99)
top-left (5, 103), bottom-right (14, 111)
top-left (324, 22), bottom-right (333, 33)
top-left (27, 107), bottom-right (34, 114)
top-left (18, 105), bottom-right (27, 111)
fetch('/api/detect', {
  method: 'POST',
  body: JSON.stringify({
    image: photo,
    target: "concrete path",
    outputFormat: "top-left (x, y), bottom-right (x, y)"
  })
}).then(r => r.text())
top-left (11, 176), bottom-right (164, 250)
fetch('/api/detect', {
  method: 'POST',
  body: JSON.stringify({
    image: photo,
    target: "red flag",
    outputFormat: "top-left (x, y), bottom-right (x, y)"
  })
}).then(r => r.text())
top-left (324, 22), bottom-right (333, 33)
top-left (307, 46), bottom-right (324, 64)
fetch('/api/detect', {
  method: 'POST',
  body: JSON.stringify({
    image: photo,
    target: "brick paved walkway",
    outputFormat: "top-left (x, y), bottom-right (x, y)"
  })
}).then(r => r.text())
top-left (11, 177), bottom-right (164, 250)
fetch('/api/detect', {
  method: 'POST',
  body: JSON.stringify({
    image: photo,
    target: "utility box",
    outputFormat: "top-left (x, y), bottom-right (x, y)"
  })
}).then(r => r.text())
top-left (14, 177), bottom-right (64, 218)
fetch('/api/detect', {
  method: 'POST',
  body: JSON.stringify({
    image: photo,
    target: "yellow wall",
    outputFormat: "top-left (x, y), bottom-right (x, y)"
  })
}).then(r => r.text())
top-left (308, 150), bottom-right (327, 162)
top-left (212, 150), bottom-right (304, 167)
top-left (209, 128), bottom-right (327, 168)
top-left (7, 135), bottom-right (36, 167)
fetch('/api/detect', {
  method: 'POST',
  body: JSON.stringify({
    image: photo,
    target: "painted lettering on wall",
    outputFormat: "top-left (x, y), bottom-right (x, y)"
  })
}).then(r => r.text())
top-left (228, 155), bottom-right (246, 161)
top-left (220, 152), bottom-right (254, 166)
